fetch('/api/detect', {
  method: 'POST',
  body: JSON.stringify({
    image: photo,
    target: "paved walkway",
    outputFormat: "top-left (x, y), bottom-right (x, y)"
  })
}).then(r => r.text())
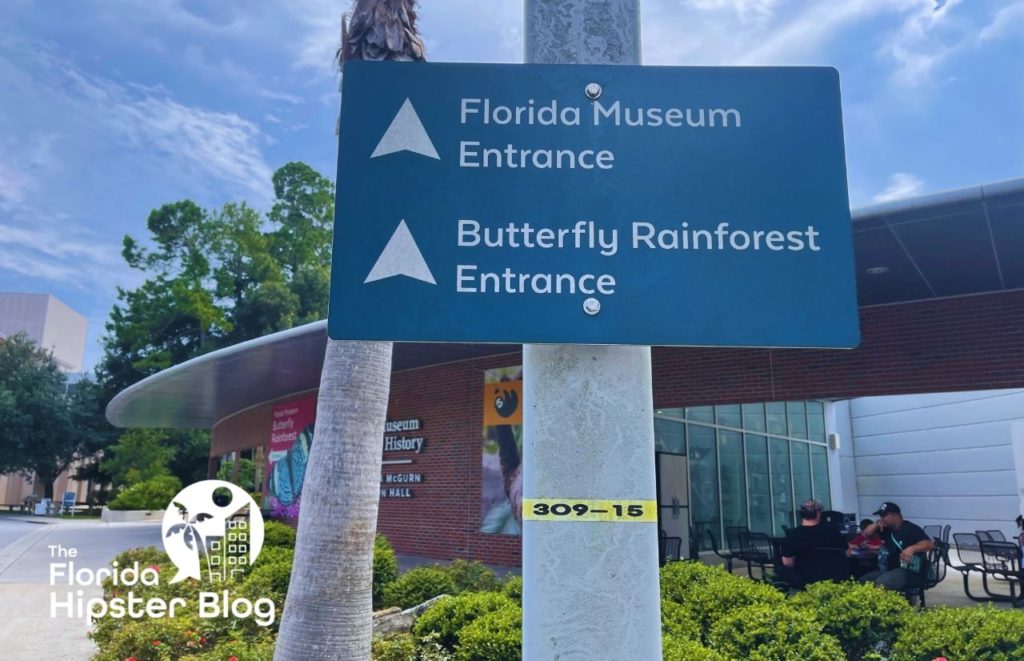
top-left (0, 517), bottom-right (162, 661)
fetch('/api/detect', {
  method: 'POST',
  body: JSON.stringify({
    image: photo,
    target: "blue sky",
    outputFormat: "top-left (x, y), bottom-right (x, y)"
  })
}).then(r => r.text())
top-left (0, 0), bottom-right (1021, 372)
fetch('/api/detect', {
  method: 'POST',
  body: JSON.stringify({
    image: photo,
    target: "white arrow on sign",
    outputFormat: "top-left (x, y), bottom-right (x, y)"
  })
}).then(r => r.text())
top-left (371, 98), bottom-right (440, 160)
top-left (364, 220), bottom-right (437, 285)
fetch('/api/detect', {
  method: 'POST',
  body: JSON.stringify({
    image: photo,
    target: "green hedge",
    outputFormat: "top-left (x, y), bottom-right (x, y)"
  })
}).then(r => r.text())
top-left (662, 635), bottom-right (729, 661)
top-left (790, 579), bottom-right (913, 659)
top-left (891, 605), bottom-right (1024, 661)
top-left (708, 604), bottom-right (844, 661)
top-left (262, 520), bottom-right (297, 549)
top-left (501, 575), bottom-right (522, 603)
top-left (107, 475), bottom-right (182, 511)
top-left (413, 591), bottom-right (515, 651)
top-left (373, 534), bottom-right (399, 609)
top-left (454, 604), bottom-right (522, 661)
top-left (660, 561), bottom-right (785, 642)
top-left (383, 566), bottom-right (458, 609)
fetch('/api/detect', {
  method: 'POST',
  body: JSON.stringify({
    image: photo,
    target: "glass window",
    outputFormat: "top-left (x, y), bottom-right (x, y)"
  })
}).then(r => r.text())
top-left (745, 434), bottom-right (772, 535)
top-left (686, 406), bottom-right (714, 424)
top-left (791, 442), bottom-right (812, 506)
top-left (787, 401), bottom-right (808, 440)
top-left (656, 407), bottom-right (685, 420)
top-left (688, 424), bottom-right (719, 550)
top-left (769, 438), bottom-right (793, 536)
top-left (715, 404), bottom-right (741, 429)
top-left (742, 403), bottom-right (766, 433)
top-left (719, 429), bottom-right (746, 533)
top-left (807, 402), bottom-right (826, 443)
top-left (766, 402), bottom-right (787, 436)
top-left (654, 417), bottom-right (686, 454)
top-left (810, 444), bottom-right (831, 509)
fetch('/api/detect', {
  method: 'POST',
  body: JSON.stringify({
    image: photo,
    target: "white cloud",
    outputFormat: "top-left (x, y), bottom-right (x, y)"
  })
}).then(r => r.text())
top-left (0, 161), bottom-right (32, 208)
top-left (873, 172), bottom-right (925, 203)
top-left (644, 0), bottom-right (896, 65)
top-left (685, 0), bottom-right (780, 22)
top-left (0, 215), bottom-right (130, 289)
top-left (977, 1), bottom-right (1024, 43)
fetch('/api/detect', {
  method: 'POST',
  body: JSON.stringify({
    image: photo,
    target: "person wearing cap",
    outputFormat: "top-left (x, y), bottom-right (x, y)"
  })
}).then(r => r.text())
top-left (858, 501), bottom-right (934, 591)
top-left (777, 498), bottom-right (847, 589)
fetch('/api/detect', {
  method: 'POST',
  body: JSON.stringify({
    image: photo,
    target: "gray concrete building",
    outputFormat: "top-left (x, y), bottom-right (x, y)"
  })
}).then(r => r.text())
top-left (0, 292), bottom-right (87, 372)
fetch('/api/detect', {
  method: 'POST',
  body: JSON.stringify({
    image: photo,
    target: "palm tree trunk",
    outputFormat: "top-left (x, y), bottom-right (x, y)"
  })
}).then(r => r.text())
top-left (275, 340), bottom-right (393, 660)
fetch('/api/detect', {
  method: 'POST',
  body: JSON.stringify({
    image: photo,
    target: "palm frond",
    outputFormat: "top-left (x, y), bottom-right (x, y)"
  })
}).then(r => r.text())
top-left (342, 0), bottom-right (425, 65)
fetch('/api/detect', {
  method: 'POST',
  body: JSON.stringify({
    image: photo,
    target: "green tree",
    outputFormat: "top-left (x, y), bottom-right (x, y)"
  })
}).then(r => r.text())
top-left (0, 334), bottom-right (112, 498)
top-left (98, 163), bottom-right (334, 399)
top-left (95, 162), bottom-right (334, 499)
top-left (99, 429), bottom-right (175, 487)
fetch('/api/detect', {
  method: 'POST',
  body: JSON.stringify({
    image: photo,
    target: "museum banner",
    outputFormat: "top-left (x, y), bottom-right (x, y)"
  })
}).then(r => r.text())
top-left (266, 397), bottom-right (316, 520)
top-left (480, 367), bottom-right (523, 535)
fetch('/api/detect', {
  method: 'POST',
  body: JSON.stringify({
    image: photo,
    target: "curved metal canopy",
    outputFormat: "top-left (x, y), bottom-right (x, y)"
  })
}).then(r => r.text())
top-left (107, 177), bottom-right (1024, 429)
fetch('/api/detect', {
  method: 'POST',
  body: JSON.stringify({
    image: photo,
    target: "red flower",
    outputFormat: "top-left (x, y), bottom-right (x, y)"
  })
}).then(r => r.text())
top-left (228, 656), bottom-right (239, 661)
top-left (200, 637), bottom-right (207, 645)
top-left (148, 564), bottom-right (160, 572)
top-left (151, 640), bottom-right (161, 646)
top-left (127, 658), bottom-right (139, 661)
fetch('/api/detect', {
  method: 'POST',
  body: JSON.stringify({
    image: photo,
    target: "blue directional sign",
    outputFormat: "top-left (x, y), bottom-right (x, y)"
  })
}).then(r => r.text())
top-left (329, 61), bottom-right (860, 348)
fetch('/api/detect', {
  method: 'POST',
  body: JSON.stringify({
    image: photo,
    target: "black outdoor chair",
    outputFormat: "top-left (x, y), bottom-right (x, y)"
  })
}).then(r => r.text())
top-left (902, 542), bottom-right (946, 608)
top-left (659, 536), bottom-right (682, 566)
top-left (923, 525), bottom-right (942, 541)
top-left (821, 510), bottom-right (845, 530)
top-left (977, 530), bottom-right (1007, 542)
top-left (706, 529), bottom-right (736, 573)
top-left (738, 531), bottom-right (774, 581)
top-left (726, 526), bottom-right (748, 554)
top-left (941, 524), bottom-right (952, 544)
top-left (978, 540), bottom-right (1024, 605)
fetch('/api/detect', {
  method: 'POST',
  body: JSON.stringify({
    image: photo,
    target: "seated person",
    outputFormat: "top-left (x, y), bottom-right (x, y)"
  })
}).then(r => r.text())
top-left (858, 501), bottom-right (934, 591)
top-left (848, 518), bottom-right (883, 553)
top-left (847, 518), bottom-right (883, 578)
top-left (777, 499), bottom-right (848, 588)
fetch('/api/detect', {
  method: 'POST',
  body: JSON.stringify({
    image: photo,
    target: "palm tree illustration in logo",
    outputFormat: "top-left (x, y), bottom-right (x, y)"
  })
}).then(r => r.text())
top-left (165, 501), bottom-right (214, 580)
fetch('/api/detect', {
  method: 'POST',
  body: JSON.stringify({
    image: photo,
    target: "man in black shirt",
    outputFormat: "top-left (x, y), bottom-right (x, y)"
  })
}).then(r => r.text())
top-left (778, 498), bottom-right (848, 588)
top-left (858, 501), bottom-right (934, 590)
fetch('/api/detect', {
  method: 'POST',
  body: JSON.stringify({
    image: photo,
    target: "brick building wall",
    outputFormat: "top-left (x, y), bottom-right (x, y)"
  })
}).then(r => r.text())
top-left (213, 290), bottom-right (1024, 567)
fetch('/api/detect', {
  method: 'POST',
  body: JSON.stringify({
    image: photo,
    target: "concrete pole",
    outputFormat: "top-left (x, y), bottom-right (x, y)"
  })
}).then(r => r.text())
top-left (522, 2), bottom-right (661, 659)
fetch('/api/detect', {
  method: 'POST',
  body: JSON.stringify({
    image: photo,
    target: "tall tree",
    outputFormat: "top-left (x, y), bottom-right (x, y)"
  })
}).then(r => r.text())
top-left (0, 334), bottom-right (112, 499)
top-left (98, 163), bottom-right (335, 399)
top-left (274, 3), bottom-right (423, 659)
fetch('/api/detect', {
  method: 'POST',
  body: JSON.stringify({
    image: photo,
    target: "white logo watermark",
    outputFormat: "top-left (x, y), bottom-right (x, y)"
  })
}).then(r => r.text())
top-left (162, 479), bottom-right (265, 583)
top-left (50, 480), bottom-right (275, 627)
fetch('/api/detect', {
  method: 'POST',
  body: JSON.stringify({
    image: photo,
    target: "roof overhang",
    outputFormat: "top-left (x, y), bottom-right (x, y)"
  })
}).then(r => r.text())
top-left (107, 177), bottom-right (1024, 430)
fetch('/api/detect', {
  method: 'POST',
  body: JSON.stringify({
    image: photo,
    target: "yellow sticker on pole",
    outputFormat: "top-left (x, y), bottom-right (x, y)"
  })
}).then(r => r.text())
top-left (522, 499), bottom-right (657, 522)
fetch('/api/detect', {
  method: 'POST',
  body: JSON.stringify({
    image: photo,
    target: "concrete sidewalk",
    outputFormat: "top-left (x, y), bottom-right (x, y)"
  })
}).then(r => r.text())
top-left (0, 518), bottom-right (162, 660)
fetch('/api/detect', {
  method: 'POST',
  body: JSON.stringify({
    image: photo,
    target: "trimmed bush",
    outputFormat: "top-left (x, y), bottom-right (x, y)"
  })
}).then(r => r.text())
top-left (501, 575), bottom-right (522, 603)
top-left (962, 609), bottom-right (1024, 659)
top-left (374, 535), bottom-right (399, 608)
top-left (454, 605), bottom-right (521, 661)
top-left (661, 599), bottom-right (700, 642)
top-left (662, 635), bottom-right (729, 661)
top-left (108, 475), bottom-right (182, 511)
top-left (891, 605), bottom-right (1024, 661)
top-left (262, 520), bottom-right (296, 548)
top-left (790, 579), bottom-right (913, 660)
top-left (413, 591), bottom-right (515, 651)
top-left (446, 559), bottom-right (500, 593)
top-left (371, 633), bottom-right (418, 661)
top-left (246, 554), bottom-right (293, 596)
top-left (660, 561), bottom-right (785, 641)
top-left (708, 604), bottom-right (844, 661)
top-left (383, 566), bottom-right (457, 609)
